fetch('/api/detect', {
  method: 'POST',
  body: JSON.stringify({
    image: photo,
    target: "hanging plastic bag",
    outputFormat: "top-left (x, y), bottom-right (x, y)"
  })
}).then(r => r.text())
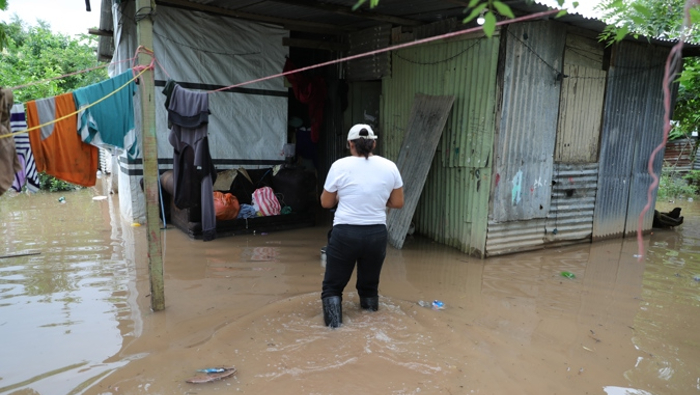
top-left (213, 191), bottom-right (240, 221)
top-left (252, 186), bottom-right (281, 216)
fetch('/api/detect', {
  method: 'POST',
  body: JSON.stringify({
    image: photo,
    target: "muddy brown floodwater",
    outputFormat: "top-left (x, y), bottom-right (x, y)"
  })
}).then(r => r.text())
top-left (1, 183), bottom-right (699, 395)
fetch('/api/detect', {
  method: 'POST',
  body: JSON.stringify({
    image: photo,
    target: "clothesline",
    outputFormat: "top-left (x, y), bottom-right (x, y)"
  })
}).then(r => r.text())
top-left (0, 67), bottom-right (148, 140)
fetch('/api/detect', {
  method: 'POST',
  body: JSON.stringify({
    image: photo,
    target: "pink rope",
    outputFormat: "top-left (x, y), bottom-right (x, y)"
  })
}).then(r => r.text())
top-left (8, 57), bottom-right (136, 91)
top-left (637, 0), bottom-right (699, 261)
top-left (208, 9), bottom-right (559, 93)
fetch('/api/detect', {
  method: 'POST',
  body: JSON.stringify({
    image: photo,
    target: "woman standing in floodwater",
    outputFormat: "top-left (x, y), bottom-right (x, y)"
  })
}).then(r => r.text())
top-left (319, 123), bottom-right (404, 328)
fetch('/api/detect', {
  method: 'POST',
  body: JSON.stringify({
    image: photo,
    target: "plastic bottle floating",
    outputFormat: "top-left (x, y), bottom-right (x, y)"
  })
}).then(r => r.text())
top-left (561, 271), bottom-right (576, 279)
top-left (431, 300), bottom-right (445, 310)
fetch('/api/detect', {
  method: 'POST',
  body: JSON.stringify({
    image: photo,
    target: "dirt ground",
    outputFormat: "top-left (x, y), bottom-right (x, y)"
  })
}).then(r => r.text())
top-left (1, 184), bottom-right (699, 395)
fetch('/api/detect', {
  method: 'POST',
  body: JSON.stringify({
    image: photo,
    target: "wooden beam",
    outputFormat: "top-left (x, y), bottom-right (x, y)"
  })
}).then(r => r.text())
top-left (88, 28), bottom-right (113, 37)
top-left (157, 0), bottom-right (351, 35)
top-left (136, 0), bottom-right (165, 312)
top-left (282, 37), bottom-right (348, 51)
top-left (269, 0), bottom-right (422, 27)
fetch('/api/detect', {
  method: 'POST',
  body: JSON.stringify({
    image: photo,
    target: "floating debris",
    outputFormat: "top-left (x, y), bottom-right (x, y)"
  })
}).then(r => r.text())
top-left (561, 271), bottom-right (576, 279)
top-left (186, 367), bottom-right (237, 384)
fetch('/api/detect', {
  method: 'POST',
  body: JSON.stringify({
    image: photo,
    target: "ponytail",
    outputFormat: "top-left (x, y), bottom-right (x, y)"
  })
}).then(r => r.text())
top-left (351, 138), bottom-right (374, 159)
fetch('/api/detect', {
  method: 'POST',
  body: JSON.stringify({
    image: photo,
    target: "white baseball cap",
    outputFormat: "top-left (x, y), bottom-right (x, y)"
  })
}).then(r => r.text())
top-left (347, 124), bottom-right (377, 141)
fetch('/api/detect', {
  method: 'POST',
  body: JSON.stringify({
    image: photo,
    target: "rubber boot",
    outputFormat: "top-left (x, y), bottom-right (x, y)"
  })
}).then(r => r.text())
top-left (360, 297), bottom-right (379, 312)
top-left (322, 296), bottom-right (342, 328)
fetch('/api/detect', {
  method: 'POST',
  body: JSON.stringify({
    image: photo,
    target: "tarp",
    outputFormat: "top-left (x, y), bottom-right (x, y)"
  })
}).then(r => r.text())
top-left (109, 3), bottom-right (289, 222)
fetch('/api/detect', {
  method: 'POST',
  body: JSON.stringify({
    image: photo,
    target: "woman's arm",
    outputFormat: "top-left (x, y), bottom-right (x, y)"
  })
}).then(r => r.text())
top-left (386, 187), bottom-right (404, 209)
top-left (320, 189), bottom-right (338, 209)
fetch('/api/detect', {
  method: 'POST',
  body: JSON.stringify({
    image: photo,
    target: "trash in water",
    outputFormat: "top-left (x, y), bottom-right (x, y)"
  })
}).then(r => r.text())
top-left (92, 196), bottom-right (107, 201)
top-left (131, 223), bottom-right (141, 227)
top-left (186, 367), bottom-right (237, 384)
top-left (561, 271), bottom-right (576, 279)
top-left (197, 368), bottom-right (228, 373)
top-left (58, 196), bottom-right (66, 203)
top-left (693, 275), bottom-right (700, 282)
top-left (417, 300), bottom-right (445, 310)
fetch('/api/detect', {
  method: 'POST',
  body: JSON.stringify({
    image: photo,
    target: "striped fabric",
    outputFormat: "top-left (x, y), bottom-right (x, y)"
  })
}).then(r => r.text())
top-left (252, 186), bottom-right (281, 216)
top-left (10, 104), bottom-right (40, 193)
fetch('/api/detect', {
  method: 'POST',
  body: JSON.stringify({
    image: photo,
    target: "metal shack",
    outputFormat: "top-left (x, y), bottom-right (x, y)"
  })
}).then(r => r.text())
top-left (95, 0), bottom-right (700, 256)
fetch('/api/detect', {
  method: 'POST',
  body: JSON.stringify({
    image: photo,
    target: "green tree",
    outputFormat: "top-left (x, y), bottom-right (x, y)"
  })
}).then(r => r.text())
top-left (597, 0), bottom-right (700, 142)
top-left (597, 0), bottom-right (700, 43)
top-left (0, 0), bottom-right (7, 50)
top-left (0, 16), bottom-right (108, 192)
top-left (0, 17), bottom-right (107, 103)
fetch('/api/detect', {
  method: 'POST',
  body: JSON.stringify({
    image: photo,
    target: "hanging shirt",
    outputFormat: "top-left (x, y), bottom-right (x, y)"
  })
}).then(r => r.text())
top-left (168, 84), bottom-right (217, 242)
top-left (0, 88), bottom-right (22, 196)
top-left (11, 104), bottom-right (40, 193)
top-left (74, 70), bottom-right (138, 158)
top-left (26, 93), bottom-right (98, 187)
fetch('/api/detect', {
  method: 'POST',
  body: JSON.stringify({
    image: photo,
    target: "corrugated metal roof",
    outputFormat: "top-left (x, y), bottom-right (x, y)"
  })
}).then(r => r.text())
top-left (96, 0), bottom-right (700, 62)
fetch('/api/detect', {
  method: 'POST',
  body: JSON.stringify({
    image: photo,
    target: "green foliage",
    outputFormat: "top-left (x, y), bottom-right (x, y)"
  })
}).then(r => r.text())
top-left (658, 170), bottom-right (699, 200)
top-left (0, 17), bottom-right (108, 103)
top-left (673, 57), bottom-right (700, 138)
top-left (598, 0), bottom-right (700, 44)
top-left (38, 173), bottom-right (81, 192)
top-left (0, 0), bottom-right (7, 50)
top-left (352, 0), bottom-right (380, 11)
top-left (0, 16), bottom-right (105, 192)
top-left (683, 170), bottom-right (700, 185)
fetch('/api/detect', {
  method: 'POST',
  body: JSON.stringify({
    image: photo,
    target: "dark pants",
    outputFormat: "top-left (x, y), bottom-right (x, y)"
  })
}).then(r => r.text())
top-left (321, 224), bottom-right (388, 300)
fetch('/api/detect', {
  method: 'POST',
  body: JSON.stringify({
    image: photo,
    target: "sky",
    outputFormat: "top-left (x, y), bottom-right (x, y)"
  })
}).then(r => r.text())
top-left (0, 0), bottom-right (102, 37)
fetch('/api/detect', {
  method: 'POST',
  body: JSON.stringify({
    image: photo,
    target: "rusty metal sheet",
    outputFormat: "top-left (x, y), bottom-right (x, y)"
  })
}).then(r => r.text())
top-left (387, 93), bottom-right (455, 250)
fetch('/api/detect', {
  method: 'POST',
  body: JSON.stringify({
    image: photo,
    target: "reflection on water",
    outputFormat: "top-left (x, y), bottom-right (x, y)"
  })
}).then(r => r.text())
top-left (1, 189), bottom-right (699, 394)
top-left (0, 187), bottom-right (139, 394)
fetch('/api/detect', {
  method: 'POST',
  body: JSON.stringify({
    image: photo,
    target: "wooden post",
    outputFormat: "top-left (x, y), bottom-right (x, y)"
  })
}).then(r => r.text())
top-left (136, 0), bottom-right (165, 311)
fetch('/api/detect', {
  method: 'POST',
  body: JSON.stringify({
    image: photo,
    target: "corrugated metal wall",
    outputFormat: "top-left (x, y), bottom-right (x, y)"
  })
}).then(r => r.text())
top-left (663, 138), bottom-right (696, 172)
top-left (555, 35), bottom-right (607, 163)
top-left (347, 24), bottom-right (391, 81)
top-left (486, 163), bottom-right (598, 256)
top-left (381, 34), bottom-right (500, 256)
top-left (492, 21), bottom-right (566, 222)
top-left (545, 163), bottom-right (598, 244)
top-left (623, 45), bottom-right (669, 236)
top-left (593, 42), bottom-right (670, 240)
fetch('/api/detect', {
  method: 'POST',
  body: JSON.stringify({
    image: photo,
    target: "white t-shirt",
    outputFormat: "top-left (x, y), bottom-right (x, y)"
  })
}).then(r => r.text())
top-left (323, 155), bottom-right (403, 226)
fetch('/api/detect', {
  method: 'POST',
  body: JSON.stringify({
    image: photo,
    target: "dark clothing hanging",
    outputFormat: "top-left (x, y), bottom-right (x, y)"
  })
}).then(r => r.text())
top-left (283, 58), bottom-right (327, 143)
top-left (167, 84), bottom-right (217, 241)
